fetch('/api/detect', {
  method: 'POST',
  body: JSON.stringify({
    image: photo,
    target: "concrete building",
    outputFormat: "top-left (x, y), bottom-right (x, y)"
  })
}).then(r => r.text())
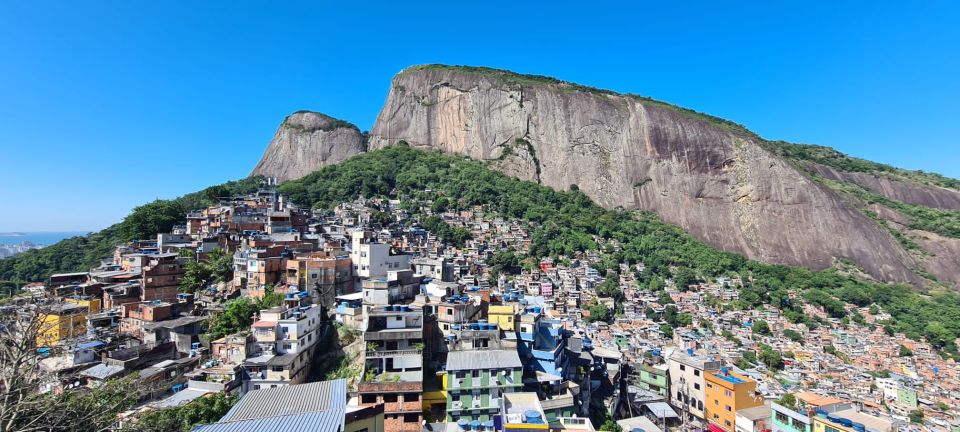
top-left (445, 349), bottom-right (523, 423)
top-left (668, 350), bottom-right (722, 421)
top-left (704, 368), bottom-right (764, 432)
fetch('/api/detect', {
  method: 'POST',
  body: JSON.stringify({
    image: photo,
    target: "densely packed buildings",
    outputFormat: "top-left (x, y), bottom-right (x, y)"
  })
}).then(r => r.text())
top-left (17, 183), bottom-right (958, 432)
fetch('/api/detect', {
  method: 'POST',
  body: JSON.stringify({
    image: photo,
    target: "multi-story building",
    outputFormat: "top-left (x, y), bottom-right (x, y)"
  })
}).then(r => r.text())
top-left (772, 394), bottom-right (854, 432)
top-left (241, 291), bottom-right (322, 393)
top-left (285, 251), bottom-right (353, 307)
top-left (437, 294), bottom-right (483, 336)
top-left (668, 349), bottom-right (722, 421)
top-left (445, 349), bottom-right (523, 423)
top-left (704, 368), bottom-right (764, 432)
top-left (358, 304), bottom-right (424, 432)
top-left (488, 304), bottom-right (517, 331)
top-left (351, 230), bottom-right (410, 280)
top-left (37, 303), bottom-right (88, 347)
top-left (141, 253), bottom-right (187, 303)
top-left (811, 408), bottom-right (896, 432)
top-left (638, 363), bottom-right (670, 397)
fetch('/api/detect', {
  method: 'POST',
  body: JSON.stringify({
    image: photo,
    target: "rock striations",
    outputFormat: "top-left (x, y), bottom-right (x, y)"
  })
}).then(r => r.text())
top-left (366, 65), bottom-right (960, 286)
top-left (256, 65), bottom-right (960, 287)
top-left (252, 111), bottom-right (365, 183)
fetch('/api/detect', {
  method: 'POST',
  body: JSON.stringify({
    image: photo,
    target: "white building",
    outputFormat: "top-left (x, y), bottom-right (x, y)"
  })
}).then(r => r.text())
top-left (350, 230), bottom-right (410, 279)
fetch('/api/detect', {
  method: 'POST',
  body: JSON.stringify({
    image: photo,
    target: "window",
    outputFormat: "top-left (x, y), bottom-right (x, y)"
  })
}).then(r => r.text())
top-left (707, 383), bottom-right (713, 389)
top-left (694, 383), bottom-right (700, 390)
top-left (679, 365), bottom-right (686, 371)
top-left (452, 393), bottom-right (461, 401)
top-left (472, 370), bottom-right (481, 378)
top-left (698, 400), bottom-right (703, 411)
top-left (384, 394), bottom-right (398, 402)
top-left (446, 309), bottom-right (453, 315)
top-left (726, 405), bottom-right (732, 412)
top-left (677, 391), bottom-right (683, 401)
top-left (361, 394), bottom-right (377, 403)
top-left (776, 412), bottom-right (790, 424)
top-left (694, 369), bottom-right (700, 376)
top-left (725, 420), bottom-right (732, 427)
top-left (725, 390), bottom-right (732, 397)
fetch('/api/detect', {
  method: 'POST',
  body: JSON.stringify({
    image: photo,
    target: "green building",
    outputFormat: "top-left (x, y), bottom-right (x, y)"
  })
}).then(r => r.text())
top-left (445, 349), bottom-right (523, 422)
top-left (638, 364), bottom-right (669, 396)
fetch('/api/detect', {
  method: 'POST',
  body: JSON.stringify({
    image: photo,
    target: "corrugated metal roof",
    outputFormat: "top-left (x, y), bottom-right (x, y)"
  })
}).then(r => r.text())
top-left (446, 349), bottom-right (521, 371)
top-left (221, 379), bottom-right (346, 422)
top-left (193, 411), bottom-right (343, 432)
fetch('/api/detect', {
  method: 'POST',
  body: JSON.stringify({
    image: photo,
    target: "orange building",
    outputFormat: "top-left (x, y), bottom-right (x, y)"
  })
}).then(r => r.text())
top-left (704, 368), bottom-right (764, 432)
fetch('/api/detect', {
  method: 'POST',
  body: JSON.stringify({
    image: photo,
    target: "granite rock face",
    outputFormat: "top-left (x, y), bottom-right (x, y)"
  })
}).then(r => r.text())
top-left (368, 66), bottom-right (928, 284)
top-left (252, 111), bottom-right (365, 182)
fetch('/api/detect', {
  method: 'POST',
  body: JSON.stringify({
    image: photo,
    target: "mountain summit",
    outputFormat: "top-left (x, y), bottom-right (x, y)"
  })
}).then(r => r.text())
top-left (258, 65), bottom-right (960, 286)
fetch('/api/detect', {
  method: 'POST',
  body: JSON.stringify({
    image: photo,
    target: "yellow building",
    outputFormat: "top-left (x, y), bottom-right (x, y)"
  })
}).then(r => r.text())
top-left (37, 303), bottom-right (88, 347)
top-left (704, 368), bottom-right (764, 432)
top-left (811, 408), bottom-right (895, 432)
top-left (65, 295), bottom-right (101, 314)
top-left (489, 304), bottom-right (517, 331)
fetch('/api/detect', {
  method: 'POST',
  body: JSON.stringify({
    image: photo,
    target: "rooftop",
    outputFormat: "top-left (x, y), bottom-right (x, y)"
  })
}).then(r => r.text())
top-left (446, 349), bottom-right (521, 371)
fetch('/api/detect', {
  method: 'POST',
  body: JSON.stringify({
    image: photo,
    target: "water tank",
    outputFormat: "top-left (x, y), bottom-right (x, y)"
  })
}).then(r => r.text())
top-left (524, 410), bottom-right (543, 424)
top-left (852, 423), bottom-right (866, 432)
top-left (457, 419), bottom-right (468, 429)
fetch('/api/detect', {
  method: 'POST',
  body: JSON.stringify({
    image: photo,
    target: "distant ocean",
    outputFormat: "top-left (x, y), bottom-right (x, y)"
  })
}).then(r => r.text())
top-left (0, 231), bottom-right (90, 246)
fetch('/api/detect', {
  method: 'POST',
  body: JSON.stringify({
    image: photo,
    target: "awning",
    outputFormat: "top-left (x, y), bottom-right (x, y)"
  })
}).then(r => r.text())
top-left (644, 401), bottom-right (679, 419)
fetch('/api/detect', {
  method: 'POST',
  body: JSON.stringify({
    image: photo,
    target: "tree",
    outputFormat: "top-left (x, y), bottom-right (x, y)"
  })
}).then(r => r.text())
top-left (587, 303), bottom-right (610, 323)
top-left (909, 409), bottom-right (924, 424)
top-left (125, 393), bottom-right (237, 432)
top-left (899, 345), bottom-right (913, 357)
top-left (660, 324), bottom-right (674, 339)
top-left (0, 303), bottom-right (140, 432)
top-left (777, 393), bottom-right (797, 410)
top-left (673, 267), bottom-right (697, 291)
top-left (752, 320), bottom-right (771, 336)
top-left (783, 329), bottom-right (803, 342)
top-left (759, 344), bottom-right (783, 370)
top-left (599, 419), bottom-right (623, 432)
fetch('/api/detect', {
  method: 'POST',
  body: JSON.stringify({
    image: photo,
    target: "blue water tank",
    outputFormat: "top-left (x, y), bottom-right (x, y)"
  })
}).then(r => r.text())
top-left (524, 410), bottom-right (543, 424)
top-left (853, 423), bottom-right (866, 432)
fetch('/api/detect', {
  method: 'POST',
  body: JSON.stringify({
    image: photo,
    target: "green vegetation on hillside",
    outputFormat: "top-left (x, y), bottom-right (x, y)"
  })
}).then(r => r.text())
top-left (286, 110), bottom-right (360, 132)
top-left (124, 393), bottom-right (236, 432)
top-left (279, 145), bottom-right (960, 355)
top-left (0, 177), bottom-right (263, 285)
top-left (764, 140), bottom-right (960, 191)
top-left (812, 173), bottom-right (960, 239)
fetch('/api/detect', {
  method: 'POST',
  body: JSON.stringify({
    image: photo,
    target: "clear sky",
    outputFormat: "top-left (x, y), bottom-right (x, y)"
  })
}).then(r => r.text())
top-left (2, 1), bottom-right (958, 231)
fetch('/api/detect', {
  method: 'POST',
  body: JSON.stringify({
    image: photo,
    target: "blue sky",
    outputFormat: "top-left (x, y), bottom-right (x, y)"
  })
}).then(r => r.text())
top-left (2, 1), bottom-right (958, 231)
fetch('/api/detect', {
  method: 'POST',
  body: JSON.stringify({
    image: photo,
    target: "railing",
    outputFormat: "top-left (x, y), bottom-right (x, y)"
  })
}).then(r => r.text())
top-left (365, 349), bottom-right (422, 358)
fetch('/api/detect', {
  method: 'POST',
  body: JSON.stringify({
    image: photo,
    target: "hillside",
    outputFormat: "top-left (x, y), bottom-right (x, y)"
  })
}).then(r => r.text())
top-left (363, 64), bottom-right (960, 287)
top-left (277, 146), bottom-right (960, 355)
top-left (0, 178), bottom-right (263, 285)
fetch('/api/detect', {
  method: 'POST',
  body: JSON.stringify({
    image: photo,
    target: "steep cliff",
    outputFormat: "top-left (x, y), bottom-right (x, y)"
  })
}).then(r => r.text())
top-left (251, 111), bottom-right (365, 182)
top-left (368, 65), bottom-right (959, 286)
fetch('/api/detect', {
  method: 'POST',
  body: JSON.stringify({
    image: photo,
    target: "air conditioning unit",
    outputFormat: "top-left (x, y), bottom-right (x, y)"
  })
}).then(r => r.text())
top-left (472, 399), bottom-right (481, 407)
top-left (451, 401), bottom-right (463, 409)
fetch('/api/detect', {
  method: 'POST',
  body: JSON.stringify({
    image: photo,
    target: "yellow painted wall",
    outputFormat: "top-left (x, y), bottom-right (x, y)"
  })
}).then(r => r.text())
top-left (489, 305), bottom-right (516, 331)
top-left (66, 297), bottom-right (101, 314)
top-left (704, 370), bottom-right (762, 432)
top-left (37, 312), bottom-right (86, 347)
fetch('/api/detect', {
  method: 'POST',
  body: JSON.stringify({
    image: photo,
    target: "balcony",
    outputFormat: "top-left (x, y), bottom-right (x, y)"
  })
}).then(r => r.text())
top-left (365, 349), bottom-right (422, 359)
top-left (364, 329), bottom-right (423, 341)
